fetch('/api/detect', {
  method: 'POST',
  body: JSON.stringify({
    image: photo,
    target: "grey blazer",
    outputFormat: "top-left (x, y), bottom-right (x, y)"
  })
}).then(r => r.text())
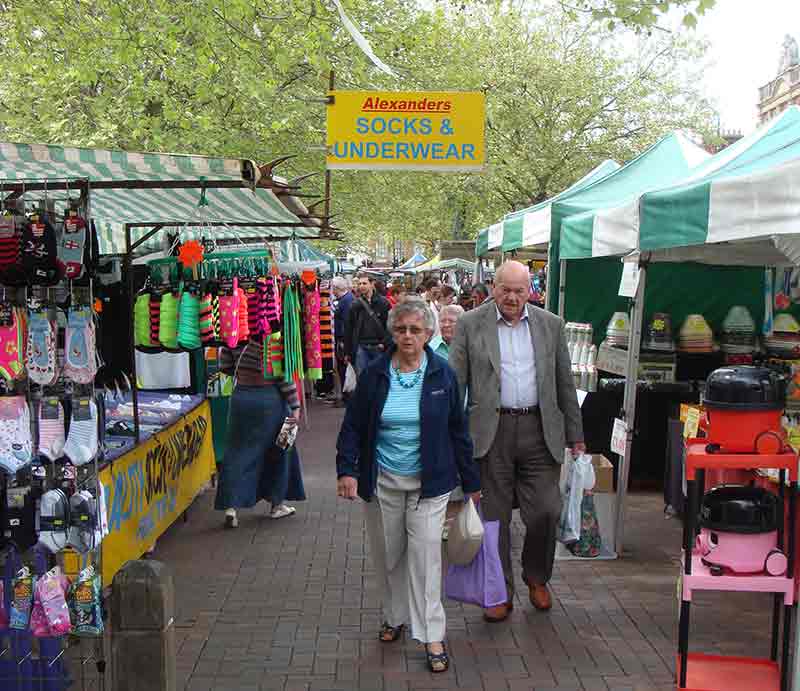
top-left (448, 301), bottom-right (583, 461)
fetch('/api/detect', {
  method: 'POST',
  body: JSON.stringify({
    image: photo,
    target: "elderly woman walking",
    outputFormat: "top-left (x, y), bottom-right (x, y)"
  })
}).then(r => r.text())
top-left (429, 304), bottom-right (464, 361)
top-left (336, 297), bottom-right (479, 673)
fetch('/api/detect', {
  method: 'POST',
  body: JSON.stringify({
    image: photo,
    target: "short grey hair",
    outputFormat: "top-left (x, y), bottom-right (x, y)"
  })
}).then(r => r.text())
top-left (331, 276), bottom-right (348, 291)
top-left (387, 296), bottom-right (435, 333)
top-left (439, 304), bottom-right (465, 321)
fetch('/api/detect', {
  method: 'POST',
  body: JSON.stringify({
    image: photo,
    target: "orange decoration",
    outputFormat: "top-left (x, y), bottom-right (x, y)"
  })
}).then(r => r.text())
top-left (178, 240), bottom-right (204, 268)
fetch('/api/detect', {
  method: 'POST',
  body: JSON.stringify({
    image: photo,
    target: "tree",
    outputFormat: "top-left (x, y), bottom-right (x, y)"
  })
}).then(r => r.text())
top-left (0, 0), bottom-right (715, 254)
top-left (557, 0), bottom-right (717, 30)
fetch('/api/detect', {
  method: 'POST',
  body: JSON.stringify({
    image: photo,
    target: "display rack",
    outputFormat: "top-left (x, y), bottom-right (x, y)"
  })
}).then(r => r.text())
top-left (678, 441), bottom-right (798, 691)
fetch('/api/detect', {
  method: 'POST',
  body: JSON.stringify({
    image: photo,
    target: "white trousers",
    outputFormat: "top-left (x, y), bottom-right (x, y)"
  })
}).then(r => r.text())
top-left (364, 471), bottom-right (450, 644)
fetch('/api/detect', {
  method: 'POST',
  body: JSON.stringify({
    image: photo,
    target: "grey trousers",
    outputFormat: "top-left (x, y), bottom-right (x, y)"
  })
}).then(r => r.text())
top-left (364, 470), bottom-right (450, 643)
top-left (480, 411), bottom-right (561, 598)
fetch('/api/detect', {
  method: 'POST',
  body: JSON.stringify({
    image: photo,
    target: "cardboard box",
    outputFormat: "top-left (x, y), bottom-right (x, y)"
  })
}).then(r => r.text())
top-left (591, 454), bottom-right (615, 493)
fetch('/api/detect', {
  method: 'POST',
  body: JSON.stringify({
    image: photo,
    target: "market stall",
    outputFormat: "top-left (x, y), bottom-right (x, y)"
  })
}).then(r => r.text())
top-left (0, 142), bottom-right (328, 687)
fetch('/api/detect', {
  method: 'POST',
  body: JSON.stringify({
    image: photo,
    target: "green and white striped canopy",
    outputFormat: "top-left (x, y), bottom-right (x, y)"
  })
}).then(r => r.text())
top-left (561, 106), bottom-right (800, 265)
top-left (473, 160), bottom-right (619, 258)
top-left (557, 132), bottom-right (710, 260)
top-left (0, 142), bottom-right (314, 255)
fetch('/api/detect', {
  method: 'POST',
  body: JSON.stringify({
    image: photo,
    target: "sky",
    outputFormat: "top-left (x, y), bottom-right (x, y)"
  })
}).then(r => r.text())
top-left (696, 1), bottom-right (800, 134)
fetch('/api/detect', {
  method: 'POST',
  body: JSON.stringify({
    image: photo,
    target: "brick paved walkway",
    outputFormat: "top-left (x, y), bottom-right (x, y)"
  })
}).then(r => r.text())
top-left (150, 404), bottom-right (775, 691)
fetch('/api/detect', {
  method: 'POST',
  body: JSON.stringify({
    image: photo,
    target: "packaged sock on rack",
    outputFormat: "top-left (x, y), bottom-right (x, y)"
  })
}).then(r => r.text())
top-left (63, 307), bottom-right (97, 384)
top-left (36, 567), bottom-right (72, 636)
top-left (26, 310), bottom-right (58, 385)
top-left (9, 568), bottom-right (34, 630)
top-left (0, 396), bottom-right (32, 474)
top-left (22, 214), bottom-right (60, 284)
top-left (38, 397), bottom-right (66, 461)
top-left (64, 397), bottom-right (99, 466)
top-left (0, 581), bottom-right (7, 628)
top-left (134, 293), bottom-right (153, 347)
top-left (159, 291), bottom-right (180, 349)
top-left (38, 488), bottom-right (70, 553)
top-left (0, 304), bottom-right (26, 382)
top-left (60, 210), bottom-right (87, 280)
top-left (68, 490), bottom-right (98, 554)
top-left (69, 565), bottom-right (103, 636)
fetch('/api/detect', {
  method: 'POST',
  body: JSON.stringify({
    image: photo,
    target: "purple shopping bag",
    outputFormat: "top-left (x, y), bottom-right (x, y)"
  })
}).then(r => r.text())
top-left (444, 518), bottom-right (508, 608)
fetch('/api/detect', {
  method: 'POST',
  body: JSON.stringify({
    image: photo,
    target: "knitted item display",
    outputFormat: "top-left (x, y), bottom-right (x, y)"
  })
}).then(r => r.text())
top-left (246, 285), bottom-right (261, 337)
top-left (265, 276), bottom-right (282, 332)
top-left (282, 283), bottom-right (305, 382)
top-left (158, 291), bottom-right (180, 349)
top-left (149, 293), bottom-right (161, 345)
top-left (177, 291), bottom-right (202, 350)
top-left (319, 281), bottom-right (335, 372)
top-left (64, 397), bottom-right (99, 466)
top-left (0, 213), bottom-right (21, 273)
top-left (257, 277), bottom-right (271, 336)
top-left (199, 293), bottom-right (214, 344)
top-left (0, 306), bottom-right (26, 382)
top-left (237, 287), bottom-right (250, 343)
top-left (60, 211), bottom-right (87, 279)
top-left (0, 396), bottom-right (32, 474)
top-left (134, 293), bottom-right (152, 347)
top-left (219, 278), bottom-right (240, 349)
top-left (26, 310), bottom-right (58, 385)
top-left (37, 398), bottom-right (66, 461)
top-left (63, 308), bottom-right (97, 384)
top-left (264, 332), bottom-right (284, 379)
top-left (210, 293), bottom-right (221, 342)
top-left (302, 283), bottom-right (322, 381)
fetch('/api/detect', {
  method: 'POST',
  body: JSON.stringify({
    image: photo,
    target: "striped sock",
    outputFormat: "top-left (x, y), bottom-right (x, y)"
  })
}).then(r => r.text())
top-left (199, 294), bottom-right (213, 343)
top-left (38, 398), bottom-right (65, 461)
top-left (64, 398), bottom-right (98, 466)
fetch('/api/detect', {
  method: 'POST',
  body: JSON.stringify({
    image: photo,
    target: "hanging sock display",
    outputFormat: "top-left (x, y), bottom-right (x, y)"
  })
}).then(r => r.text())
top-left (0, 211), bottom-right (22, 275)
top-left (60, 210), bottom-right (88, 279)
top-left (265, 275), bottom-right (282, 332)
top-left (302, 282), bottom-right (322, 381)
top-left (219, 278), bottom-right (240, 348)
top-left (158, 291), bottom-right (180, 349)
top-left (282, 283), bottom-right (305, 383)
top-left (237, 286), bottom-right (250, 343)
top-left (199, 293), bottom-right (214, 344)
top-left (26, 310), bottom-right (58, 385)
top-left (149, 293), bottom-right (161, 345)
top-left (22, 213), bottom-right (60, 284)
top-left (264, 332), bottom-right (284, 379)
top-left (68, 565), bottom-right (103, 636)
top-left (177, 291), bottom-right (202, 350)
top-left (319, 280), bottom-right (335, 373)
top-left (63, 307), bottom-right (98, 384)
top-left (246, 284), bottom-right (261, 337)
top-left (38, 397), bottom-right (66, 461)
top-left (257, 277), bottom-right (271, 337)
top-left (64, 397), bottom-right (99, 466)
top-left (0, 304), bottom-right (26, 382)
top-left (0, 396), bottom-right (32, 474)
top-left (134, 293), bottom-right (153, 347)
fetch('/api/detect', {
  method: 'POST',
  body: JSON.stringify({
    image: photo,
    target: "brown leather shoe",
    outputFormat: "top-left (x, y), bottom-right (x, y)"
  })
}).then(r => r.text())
top-left (529, 584), bottom-right (552, 611)
top-left (483, 601), bottom-right (513, 623)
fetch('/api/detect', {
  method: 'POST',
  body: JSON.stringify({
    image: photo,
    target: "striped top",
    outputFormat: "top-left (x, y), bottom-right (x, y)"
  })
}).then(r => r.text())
top-left (375, 356), bottom-right (427, 476)
top-left (219, 339), bottom-right (300, 409)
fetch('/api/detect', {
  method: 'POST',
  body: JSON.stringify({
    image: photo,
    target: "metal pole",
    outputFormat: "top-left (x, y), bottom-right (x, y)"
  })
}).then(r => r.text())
top-left (324, 70), bottom-right (335, 230)
top-left (614, 261), bottom-right (647, 556)
top-left (557, 259), bottom-right (566, 318)
top-left (125, 224), bottom-right (141, 443)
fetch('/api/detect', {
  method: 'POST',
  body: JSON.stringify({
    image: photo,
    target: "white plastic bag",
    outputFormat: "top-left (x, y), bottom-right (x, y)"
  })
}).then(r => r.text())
top-left (342, 363), bottom-right (358, 393)
top-left (446, 497), bottom-right (485, 566)
top-left (558, 453), bottom-right (596, 544)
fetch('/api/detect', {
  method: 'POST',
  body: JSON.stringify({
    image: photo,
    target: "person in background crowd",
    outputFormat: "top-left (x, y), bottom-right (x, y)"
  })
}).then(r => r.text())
top-left (388, 284), bottom-right (406, 307)
top-left (449, 260), bottom-right (584, 622)
top-left (215, 338), bottom-right (305, 527)
top-left (471, 283), bottom-right (489, 308)
top-left (422, 278), bottom-right (441, 335)
top-left (458, 291), bottom-right (473, 311)
top-left (336, 297), bottom-right (479, 674)
top-left (438, 285), bottom-right (456, 308)
top-left (375, 279), bottom-right (388, 297)
top-left (345, 273), bottom-right (392, 374)
top-left (429, 304), bottom-right (464, 361)
top-left (332, 276), bottom-right (354, 405)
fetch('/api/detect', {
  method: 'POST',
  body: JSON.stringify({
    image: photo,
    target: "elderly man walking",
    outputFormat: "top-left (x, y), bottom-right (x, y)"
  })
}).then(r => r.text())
top-left (449, 260), bottom-right (584, 621)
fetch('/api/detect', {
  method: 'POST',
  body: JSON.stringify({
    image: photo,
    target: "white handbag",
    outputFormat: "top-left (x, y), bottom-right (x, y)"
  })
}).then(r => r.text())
top-left (446, 497), bottom-right (485, 566)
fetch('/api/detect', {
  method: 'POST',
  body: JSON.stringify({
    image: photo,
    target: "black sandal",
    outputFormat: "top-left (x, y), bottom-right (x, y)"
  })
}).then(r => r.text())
top-left (378, 623), bottom-right (404, 642)
top-left (425, 643), bottom-right (449, 673)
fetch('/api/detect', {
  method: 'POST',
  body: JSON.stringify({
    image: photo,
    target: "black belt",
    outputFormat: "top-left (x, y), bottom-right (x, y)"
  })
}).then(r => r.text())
top-left (499, 406), bottom-right (538, 416)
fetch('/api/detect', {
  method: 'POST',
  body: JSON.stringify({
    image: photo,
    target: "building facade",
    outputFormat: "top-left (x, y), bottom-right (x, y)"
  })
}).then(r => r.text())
top-left (759, 34), bottom-right (800, 123)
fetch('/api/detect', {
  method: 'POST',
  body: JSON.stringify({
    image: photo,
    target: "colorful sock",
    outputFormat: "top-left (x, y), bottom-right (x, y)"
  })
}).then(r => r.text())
top-left (36, 568), bottom-right (71, 636)
top-left (177, 292), bottom-right (201, 349)
top-left (64, 398), bottom-right (98, 466)
top-left (199, 294), bottom-right (214, 343)
top-left (63, 308), bottom-right (97, 384)
top-left (60, 211), bottom-right (87, 279)
top-left (257, 278), bottom-right (271, 336)
top-left (134, 293), bottom-right (152, 347)
top-left (0, 306), bottom-right (25, 382)
top-left (22, 214), bottom-right (60, 284)
top-left (26, 311), bottom-right (58, 385)
top-left (0, 396), bottom-right (32, 474)
top-left (68, 490), bottom-right (97, 554)
top-left (211, 293), bottom-right (220, 340)
top-left (247, 287), bottom-right (261, 337)
top-left (38, 488), bottom-right (70, 553)
top-left (0, 213), bottom-right (21, 272)
top-left (38, 398), bottom-right (65, 461)
top-left (159, 292), bottom-right (179, 349)
top-left (219, 279), bottom-right (240, 349)
top-left (149, 293), bottom-right (161, 345)
top-left (237, 287), bottom-right (249, 343)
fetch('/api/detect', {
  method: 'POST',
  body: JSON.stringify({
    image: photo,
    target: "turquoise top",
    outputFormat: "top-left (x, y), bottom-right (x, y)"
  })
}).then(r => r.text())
top-left (376, 355), bottom-right (428, 476)
top-left (429, 335), bottom-right (449, 361)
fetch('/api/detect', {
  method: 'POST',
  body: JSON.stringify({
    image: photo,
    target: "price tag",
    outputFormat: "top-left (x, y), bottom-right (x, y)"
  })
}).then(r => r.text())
top-left (611, 417), bottom-right (627, 456)
top-left (618, 261), bottom-right (640, 298)
top-left (683, 406), bottom-right (701, 439)
top-left (42, 398), bottom-right (61, 420)
top-left (72, 398), bottom-right (92, 421)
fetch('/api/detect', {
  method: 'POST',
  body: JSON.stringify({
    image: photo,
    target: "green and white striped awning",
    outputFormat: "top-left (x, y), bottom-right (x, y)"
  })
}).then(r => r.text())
top-left (0, 142), bottom-right (314, 255)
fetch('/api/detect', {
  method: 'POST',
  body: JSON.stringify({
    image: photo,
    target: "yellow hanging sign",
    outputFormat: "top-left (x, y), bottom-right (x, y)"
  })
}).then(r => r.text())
top-left (326, 90), bottom-right (486, 172)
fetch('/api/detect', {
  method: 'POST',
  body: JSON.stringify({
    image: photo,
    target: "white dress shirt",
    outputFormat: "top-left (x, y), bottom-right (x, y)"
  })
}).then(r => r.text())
top-left (496, 304), bottom-right (538, 408)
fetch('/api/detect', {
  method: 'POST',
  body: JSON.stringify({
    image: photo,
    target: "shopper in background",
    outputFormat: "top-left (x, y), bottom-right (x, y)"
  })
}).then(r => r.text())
top-left (438, 284), bottom-right (456, 308)
top-left (422, 277), bottom-right (441, 335)
top-left (471, 283), bottom-right (489, 309)
top-left (345, 273), bottom-right (392, 374)
top-left (215, 338), bottom-right (305, 527)
top-left (449, 260), bottom-right (584, 621)
top-left (336, 297), bottom-right (479, 673)
top-left (388, 283), bottom-right (406, 308)
top-left (332, 276), bottom-right (354, 404)
top-left (429, 304), bottom-right (464, 362)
